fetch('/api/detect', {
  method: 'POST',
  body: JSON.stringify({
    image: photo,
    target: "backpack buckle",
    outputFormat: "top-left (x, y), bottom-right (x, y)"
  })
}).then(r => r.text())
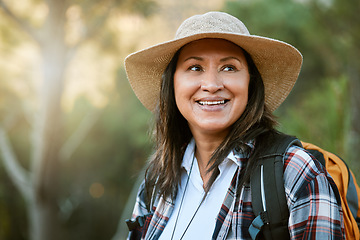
top-left (126, 214), bottom-right (150, 231)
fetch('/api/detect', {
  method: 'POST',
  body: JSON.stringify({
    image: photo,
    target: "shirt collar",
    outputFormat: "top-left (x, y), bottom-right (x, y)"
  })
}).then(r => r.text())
top-left (181, 138), bottom-right (254, 173)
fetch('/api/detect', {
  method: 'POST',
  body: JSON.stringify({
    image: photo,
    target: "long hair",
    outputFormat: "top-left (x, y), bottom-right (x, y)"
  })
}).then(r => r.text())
top-left (145, 45), bottom-right (278, 201)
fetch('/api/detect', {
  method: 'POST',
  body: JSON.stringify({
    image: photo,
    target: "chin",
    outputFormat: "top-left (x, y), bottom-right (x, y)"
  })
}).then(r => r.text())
top-left (198, 124), bottom-right (231, 135)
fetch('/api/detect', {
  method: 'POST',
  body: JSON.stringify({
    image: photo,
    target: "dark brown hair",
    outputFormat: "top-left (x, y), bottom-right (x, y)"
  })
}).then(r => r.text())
top-left (145, 43), bottom-right (278, 201)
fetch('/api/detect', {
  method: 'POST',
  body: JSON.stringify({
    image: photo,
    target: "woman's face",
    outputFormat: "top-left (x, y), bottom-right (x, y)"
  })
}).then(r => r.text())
top-left (174, 38), bottom-right (250, 138)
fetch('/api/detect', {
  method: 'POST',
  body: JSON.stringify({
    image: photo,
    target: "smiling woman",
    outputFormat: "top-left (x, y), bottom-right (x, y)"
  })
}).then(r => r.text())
top-left (124, 12), bottom-right (345, 240)
top-left (173, 39), bottom-right (250, 184)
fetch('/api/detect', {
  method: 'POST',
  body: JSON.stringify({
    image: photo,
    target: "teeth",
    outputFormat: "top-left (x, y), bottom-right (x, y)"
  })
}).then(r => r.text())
top-left (198, 100), bottom-right (225, 105)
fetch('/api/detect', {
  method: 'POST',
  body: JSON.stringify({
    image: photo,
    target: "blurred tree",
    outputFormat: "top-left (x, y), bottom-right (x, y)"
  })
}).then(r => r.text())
top-left (0, 0), bottom-right (156, 239)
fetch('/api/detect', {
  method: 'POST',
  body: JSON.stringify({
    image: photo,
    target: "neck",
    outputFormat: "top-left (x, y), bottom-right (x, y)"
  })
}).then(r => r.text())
top-left (192, 132), bottom-right (227, 187)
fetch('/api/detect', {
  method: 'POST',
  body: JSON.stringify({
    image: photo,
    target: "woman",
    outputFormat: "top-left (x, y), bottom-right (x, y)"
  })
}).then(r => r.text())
top-left (124, 12), bottom-right (344, 239)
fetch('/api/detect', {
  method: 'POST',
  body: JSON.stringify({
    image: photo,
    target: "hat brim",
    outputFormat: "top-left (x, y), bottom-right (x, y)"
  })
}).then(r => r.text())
top-left (125, 32), bottom-right (302, 112)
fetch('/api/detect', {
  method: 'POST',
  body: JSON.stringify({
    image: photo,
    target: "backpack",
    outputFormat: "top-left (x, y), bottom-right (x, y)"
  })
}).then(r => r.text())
top-left (249, 132), bottom-right (360, 240)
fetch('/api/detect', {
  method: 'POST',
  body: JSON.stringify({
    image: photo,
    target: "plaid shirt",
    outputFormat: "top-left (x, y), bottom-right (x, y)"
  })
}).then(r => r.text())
top-left (129, 145), bottom-right (345, 240)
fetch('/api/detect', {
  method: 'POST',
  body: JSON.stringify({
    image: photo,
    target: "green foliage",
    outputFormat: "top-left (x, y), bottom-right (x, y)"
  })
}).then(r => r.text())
top-left (223, 0), bottom-right (340, 99)
top-left (0, 166), bottom-right (27, 240)
top-left (277, 76), bottom-right (350, 158)
top-left (277, 75), bottom-right (360, 180)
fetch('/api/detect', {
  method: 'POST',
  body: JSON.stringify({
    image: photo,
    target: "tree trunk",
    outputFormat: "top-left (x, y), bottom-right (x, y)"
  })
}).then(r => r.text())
top-left (28, 197), bottom-right (61, 240)
top-left (28, 1), bottom-right (68, 239)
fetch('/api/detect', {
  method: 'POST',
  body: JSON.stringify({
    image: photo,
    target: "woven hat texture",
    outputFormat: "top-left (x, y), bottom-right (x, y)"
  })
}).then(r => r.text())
top-left (125, 11), bottom-right (303, 112)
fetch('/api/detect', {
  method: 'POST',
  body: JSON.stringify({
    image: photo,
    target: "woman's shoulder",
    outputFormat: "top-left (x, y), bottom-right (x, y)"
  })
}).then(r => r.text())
top-left (134, 180), bottom-right (149, 211)
top-left (135, 179), bottom-right (172, 213)
top-left (283, 145), bottom-right (329, 197)
top-left (284, 145), bottom-right (325, 176)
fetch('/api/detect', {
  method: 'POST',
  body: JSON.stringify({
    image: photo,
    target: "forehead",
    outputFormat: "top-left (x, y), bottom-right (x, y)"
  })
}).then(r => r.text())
top-left (178, 38), bottom-right (246, 60)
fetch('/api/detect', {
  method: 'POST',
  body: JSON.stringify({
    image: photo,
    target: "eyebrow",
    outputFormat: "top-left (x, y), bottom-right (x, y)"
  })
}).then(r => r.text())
top-left (219, 56), bottom-right (242, 63)
top-left (183, 56), bottom-right (203, 62)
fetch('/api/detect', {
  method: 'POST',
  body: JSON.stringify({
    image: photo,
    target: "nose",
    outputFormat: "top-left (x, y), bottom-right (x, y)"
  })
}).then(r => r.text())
top-left (200, 70), bottom-right (224, 93)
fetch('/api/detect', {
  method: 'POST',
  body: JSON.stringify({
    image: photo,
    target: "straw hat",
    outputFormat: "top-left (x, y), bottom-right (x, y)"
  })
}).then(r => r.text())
top-left (125, 11), bottom-right (302, 112)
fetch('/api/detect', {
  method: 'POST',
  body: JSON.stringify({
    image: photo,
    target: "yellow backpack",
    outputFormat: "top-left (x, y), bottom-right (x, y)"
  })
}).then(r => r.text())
top-left (302, 142), bottom-right (360, 240)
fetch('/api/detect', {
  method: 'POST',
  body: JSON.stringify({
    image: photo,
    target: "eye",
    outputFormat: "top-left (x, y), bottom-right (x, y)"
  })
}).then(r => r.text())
top-left (188, 65), bottom-right (203, 72)
top-left (221, 65), bottom-right (237, 72)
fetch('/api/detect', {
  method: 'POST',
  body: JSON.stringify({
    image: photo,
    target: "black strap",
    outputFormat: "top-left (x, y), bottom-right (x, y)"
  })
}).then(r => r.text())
top-left (306, 149), bottom-right (326, 167)
top-left (250, 132), bottom-right (302, 240)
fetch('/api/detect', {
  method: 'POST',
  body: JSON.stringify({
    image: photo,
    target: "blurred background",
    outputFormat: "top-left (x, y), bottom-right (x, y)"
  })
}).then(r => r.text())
top-left (0, 0), bottom-right (358, 239)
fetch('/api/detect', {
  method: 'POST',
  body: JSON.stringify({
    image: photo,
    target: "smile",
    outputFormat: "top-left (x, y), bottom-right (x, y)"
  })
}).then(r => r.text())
top-left (197, 100), bottom-right (228, 105)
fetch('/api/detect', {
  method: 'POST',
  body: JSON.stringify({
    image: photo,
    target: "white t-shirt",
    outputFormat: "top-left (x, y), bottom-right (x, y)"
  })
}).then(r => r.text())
top-left (159, 139), bottom-right (239, 240)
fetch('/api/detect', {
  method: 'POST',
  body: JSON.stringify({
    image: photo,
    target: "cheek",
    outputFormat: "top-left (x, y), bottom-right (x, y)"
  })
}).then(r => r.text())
top-left (173, 72), bottom-right (198, 101)
top-left (225, 75), bottom-right (250, 98)
top-left (173, 73), bottom-right (183, 104)
top-left (173, 72), bottom-right (189, 112)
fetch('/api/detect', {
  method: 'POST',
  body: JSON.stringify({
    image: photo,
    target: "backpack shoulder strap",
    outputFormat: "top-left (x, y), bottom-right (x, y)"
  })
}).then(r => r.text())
top-left (249, 132), bottom-right (302, 240)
